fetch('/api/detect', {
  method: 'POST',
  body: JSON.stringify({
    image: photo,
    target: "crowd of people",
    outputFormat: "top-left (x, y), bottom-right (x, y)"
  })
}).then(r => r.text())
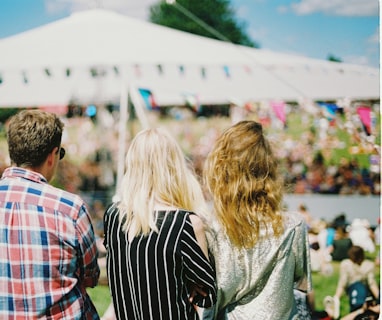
top-left (0, 109), bottom-right (379, 320)
top-left (298, 206), bottom-right (380, 320)
top-left (0, 105), bottom-right (379, 205)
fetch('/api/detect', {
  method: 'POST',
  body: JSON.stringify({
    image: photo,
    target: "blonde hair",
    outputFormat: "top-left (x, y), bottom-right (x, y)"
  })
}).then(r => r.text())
top-left (204, 120), bottom-right (284, 248)
top-left (118, 127), bottom-right (207, 236)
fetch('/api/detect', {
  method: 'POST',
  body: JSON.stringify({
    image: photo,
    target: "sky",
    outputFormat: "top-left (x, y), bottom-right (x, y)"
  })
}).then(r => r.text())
top-left (0, 0), bottom-right (379, 68)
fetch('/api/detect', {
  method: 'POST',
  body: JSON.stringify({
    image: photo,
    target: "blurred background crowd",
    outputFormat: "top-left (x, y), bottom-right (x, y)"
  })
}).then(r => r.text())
top-left (0, 101), bottom-right (379, 240)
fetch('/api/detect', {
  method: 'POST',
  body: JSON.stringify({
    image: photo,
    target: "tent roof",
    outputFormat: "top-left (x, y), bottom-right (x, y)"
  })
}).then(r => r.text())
top-left (0, 9), bottom-right (379, 106)
top-left (0, 9), bottom-right (257, 67)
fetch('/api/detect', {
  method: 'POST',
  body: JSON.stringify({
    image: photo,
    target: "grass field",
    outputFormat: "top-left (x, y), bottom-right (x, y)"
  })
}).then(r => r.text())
top-left (88, 285), bottom-right (111, 316)
top-left (88, 248), bottom-right (380, 318)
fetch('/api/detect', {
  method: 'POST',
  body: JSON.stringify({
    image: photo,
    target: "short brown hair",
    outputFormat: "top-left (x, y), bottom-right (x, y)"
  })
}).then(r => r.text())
top-left (348, 245), bottom-right (365, 265)
top-left (7, 109), bottom-right (64, 167)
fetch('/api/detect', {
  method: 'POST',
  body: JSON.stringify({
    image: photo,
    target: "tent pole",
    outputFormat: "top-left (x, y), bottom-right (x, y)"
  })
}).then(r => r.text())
top-left (115, 73), bottom-right (129, 199)
top-left (129, 84), bottom-right (150, 130)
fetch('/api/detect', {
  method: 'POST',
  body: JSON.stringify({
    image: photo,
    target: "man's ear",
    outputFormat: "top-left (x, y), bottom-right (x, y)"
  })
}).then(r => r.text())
top-left (47, 147), bottom-right (59, 166)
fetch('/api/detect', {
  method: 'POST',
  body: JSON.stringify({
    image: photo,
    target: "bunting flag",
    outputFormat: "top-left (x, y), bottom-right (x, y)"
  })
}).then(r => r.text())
top-left (317, 102), bottom-right (338, 121)
top-left (201, 67), bottom-right (206, 79)
top-left (138, 88), bottom-right (158, 110)
top-left (178, 65), bottom-right (185, 76)
top-left (157, 64), bottom-right (163, 75)
top-left (134, 64), bottom-right (141, 78)
top-left (270, 100), bottom-right (286, 124)
top-left (223, 65), bottom-right (231, 78)
top-left (183, 92), bottom-right (201, 113)
top-left (22, 71), bottom-right (28, 84)
top-left (357, 106), bottom-right (372, 135)
top-left (243, 65), bottom-right (252, 74)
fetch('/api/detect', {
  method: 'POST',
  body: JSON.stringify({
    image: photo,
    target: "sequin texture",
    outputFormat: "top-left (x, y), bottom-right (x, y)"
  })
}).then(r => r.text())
top-left (205, 211), bottom-right (312, 320)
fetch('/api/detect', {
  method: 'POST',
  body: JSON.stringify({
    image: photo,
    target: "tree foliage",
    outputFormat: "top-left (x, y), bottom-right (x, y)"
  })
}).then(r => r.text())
top-left (327, 53), bottom-right (342, 63)
top-left (0, 108), bottom-right (19, 124)
top-left (149, 0), bottom-right (259, 48)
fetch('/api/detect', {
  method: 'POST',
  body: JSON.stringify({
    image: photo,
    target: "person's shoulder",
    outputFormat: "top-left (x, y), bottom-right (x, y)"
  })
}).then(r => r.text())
top-left (179, 210), bottom-right (205, 234)
top-left (45, 184), bottom-right (85, 209)
top-left (104, 202), bottom-right (120, 219)
top-left (283, 210), bottom-right (305, 228)
top-left (188, 213), bottom-right (204, 232)
top-left (362, 259), bottom-right (376, 269)
top-left (105, 202), bottom-right (119, 213)
top-left (339, 258), bottom-right (352, 267)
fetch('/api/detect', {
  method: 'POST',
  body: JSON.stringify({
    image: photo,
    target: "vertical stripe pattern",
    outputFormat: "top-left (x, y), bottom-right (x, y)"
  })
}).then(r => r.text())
top-left (104, 206), bottom-right (216, 320)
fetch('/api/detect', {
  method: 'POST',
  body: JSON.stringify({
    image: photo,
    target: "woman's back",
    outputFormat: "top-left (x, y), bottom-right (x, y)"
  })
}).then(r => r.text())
top-left (104, 206), bottom-right (216, 320)
top-left (203, 121), bottom-right (312, 319)
top-left (206, 211), bottom-right (311, 320)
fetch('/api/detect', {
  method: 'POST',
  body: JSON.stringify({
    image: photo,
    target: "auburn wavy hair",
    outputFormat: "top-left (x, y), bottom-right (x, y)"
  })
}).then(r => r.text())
top-left (204, 120), bottom-right (284, 248)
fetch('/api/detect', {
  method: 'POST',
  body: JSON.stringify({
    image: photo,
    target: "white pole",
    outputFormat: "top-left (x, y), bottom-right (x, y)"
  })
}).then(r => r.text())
top-left (129, 84), bottom-right (150, 130)
top-left (115, 70), bottom-right (129, 199)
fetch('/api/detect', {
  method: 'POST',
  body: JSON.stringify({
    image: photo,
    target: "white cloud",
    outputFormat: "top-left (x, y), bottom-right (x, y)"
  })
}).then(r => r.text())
top-left (276, 6), bottom-right (289, 14)
top-left (342, 55), bottom-right (370, 66)
top-left (247, 26), bottom-right (268, 42)
top-left (234, 3), bottom-right (250, 20)
top-left (342, 27), bottom-right (379, 68)
top-left (367, 27), bottom-right (380, 44)
top-left (286, 0), bottom-right (378, 16)
top-left (45, 0), bottom-right (71, 14)
top-left (45, 0), bottom-right (158, 19)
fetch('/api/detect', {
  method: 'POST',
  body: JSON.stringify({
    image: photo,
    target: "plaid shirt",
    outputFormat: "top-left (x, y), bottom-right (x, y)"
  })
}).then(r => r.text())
top-left (0, 167), bottom-right (100, 320)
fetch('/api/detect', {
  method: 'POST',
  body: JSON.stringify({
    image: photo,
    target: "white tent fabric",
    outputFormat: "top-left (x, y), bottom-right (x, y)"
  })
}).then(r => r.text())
top-left (0, 9), bottom-right (379, 107)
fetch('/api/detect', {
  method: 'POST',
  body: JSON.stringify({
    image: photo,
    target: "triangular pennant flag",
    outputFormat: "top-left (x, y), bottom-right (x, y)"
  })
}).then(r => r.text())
top-left (183, 92), bottom-right (201, 113)
top-left (138, 88), bottom-right (158, 110)
top-left (357, 106), bottom-right (371, 135)
top-left (270, 100), bottom-right (286, 124)
top-left (317, 102), bottom-right (338, 121)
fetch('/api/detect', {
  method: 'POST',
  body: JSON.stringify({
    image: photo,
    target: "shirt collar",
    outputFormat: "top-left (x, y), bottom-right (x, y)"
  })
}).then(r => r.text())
top-left (2, 167), bottom-right (48, 184)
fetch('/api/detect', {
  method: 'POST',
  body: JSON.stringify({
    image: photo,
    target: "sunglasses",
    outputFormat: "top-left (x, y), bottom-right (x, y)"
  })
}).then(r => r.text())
top-left (56, 147), bottom-right (66, 160)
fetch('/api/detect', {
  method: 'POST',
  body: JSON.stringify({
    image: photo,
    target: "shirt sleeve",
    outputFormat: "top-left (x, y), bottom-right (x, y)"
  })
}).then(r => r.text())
top-left (76, 203), bottom-right (100, 288)
top-left (293, 220), bottom-right (312, 293)
top-left (181, 214), bottom-right (217, 308)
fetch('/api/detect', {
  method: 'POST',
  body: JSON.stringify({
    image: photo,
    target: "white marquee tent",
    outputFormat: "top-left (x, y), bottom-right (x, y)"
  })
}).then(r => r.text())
top-left (0, 9), bottom-right (379, 107)
top-left (0, 9), bottom-right (379, 191)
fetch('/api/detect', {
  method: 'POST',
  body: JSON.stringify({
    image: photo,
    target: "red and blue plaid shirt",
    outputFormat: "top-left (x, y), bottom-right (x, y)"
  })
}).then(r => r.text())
top-left (0, 167), bottom-right (100, 320)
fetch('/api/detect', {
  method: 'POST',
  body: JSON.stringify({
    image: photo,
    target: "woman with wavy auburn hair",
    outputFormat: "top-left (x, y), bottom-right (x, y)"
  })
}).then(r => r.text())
top-left (203, 120), bottom-right (311, 320)
top-left (103, 127), bottom-right (216, 320)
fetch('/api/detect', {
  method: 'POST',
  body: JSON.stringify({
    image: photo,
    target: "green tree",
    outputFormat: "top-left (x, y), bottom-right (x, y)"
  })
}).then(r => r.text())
top-left (327, 53), bottom-right (342, 63)
top-left (149, 0), bottom-right (259, 48)
top-left (0, 108), bottom-right (19, 124)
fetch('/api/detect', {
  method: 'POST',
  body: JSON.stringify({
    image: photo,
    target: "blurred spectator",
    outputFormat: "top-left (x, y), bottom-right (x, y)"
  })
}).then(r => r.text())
top-left (0, 110), bottom-right (380, 206)
top-left (340, 298), bottom-right (379, 320)
top-left (298, 203), bottom-right (314, 229)
top-left (349, 219), bottom-right (376, 253)
top-left (373, 218), bottom-right (380, 245)
top-left (329, 225), bottom-right (353, 262)
top-left (334, 245), bottom-right (379, 312)
top-left (308, 225), bottom-right (333, 275)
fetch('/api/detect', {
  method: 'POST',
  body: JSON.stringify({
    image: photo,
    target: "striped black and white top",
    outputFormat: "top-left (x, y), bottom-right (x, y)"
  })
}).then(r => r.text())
top-left (103, 205), bottom-right (216, 320)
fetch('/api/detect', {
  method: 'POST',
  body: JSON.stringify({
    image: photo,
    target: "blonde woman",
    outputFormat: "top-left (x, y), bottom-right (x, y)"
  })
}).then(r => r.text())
top-left (103, 128), bottom-right (216, 320)
top-left (203, 120), bottom-right (311, 319)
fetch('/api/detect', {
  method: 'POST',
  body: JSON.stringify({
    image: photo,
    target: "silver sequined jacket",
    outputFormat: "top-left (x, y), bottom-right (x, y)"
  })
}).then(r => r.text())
top-left (205, 211), bottom-right (312, 320)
